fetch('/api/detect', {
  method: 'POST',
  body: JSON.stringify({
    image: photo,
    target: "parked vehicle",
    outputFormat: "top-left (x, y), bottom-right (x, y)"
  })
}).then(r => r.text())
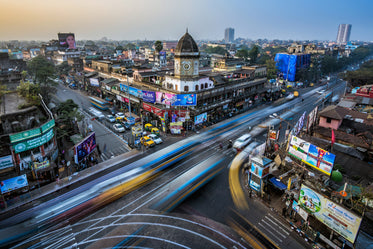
top-left (140, 136), bottom-right (155, 147)
top-left (145, 123), bottom-right (153, 131)
top-left (88, 107), bottom-right (105, 120)
top-left (150, 127), bottom-right (160, 135)
top-left (106, 115), bottom-right (116, 123)
top-left (233, 134), bottom-right (252, 151)
top-left (113, 123), bottom-right (125, 133)
top-left (122, 122), bottom-right (132, 130)
top-left (148, 134), bottom-right (163, 144)
top-left (115, 112), bottom-right (125, 121)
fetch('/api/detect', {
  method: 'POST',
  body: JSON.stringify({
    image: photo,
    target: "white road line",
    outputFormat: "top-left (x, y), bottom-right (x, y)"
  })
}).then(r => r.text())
top-left (264, 216), bottom-right (290, 235)
top-left (267, 213), bottom-right (292, 232)
top-left (260, 219), bottom-right (287, 238)
top-left (258, 223), bottom-right (283, 243)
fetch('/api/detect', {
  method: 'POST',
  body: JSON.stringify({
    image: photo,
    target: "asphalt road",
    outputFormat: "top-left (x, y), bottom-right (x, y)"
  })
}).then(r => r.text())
top-left (6, 81), bottom-right (346, 249)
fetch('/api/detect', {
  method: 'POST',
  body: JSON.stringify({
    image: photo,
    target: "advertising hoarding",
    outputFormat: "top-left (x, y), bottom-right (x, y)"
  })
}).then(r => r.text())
top-left (299, 185), bottom-right (362, 243)
top-left (74, 133), bottom-right (96, 163)
top-left (288, 136), bottom-right (335, 175)
top-left (172, 94), bottom-right (197, 106)
top-left (156, 92), bottom-right (176, 106)
top-left (33, 160), bottom-right (50, 171)
top-left (194, 113), bottom-right (207, 125)
top-left (58, 33), bottom-right (76, 49)
top-left (170, 122), bottom-right (183, 134)
top-left (41, 119), bottom-right (55, 133)
top-left (269, 130), bottom-right (278, 140)
top-left (10, 127), bottom-right (41, 143)
top-left (142, 90), bottom-right (156, 103)
top-left (90, 78), bottom-right (100, 86)
top-left (307, 106), bottom-right (318, 132)
top-left (0, 155), bottom-right (14, 170)
top-left (13, 129), bottom-right (54, 154)
top-left (0, 174), bottom-right (28, 194)
top-left (119, 84), bottom-right (143, 98)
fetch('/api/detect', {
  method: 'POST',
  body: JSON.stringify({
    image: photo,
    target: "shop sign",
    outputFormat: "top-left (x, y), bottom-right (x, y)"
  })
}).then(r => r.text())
top-left (250, 161), bottom-right (270, 178)
top-left (33, 160), bottom-right (50, 170)
top-left (41, 119), bottom-right (55, 133)
top-left (249, 178), bottom-right (261, 192)
top-left (10, 127), bottom-right (41, 143)
top-left (13, 129), bottom-right (54, 154)
top-left (269, 130), bottom-right (278, 140)
top-left (142, 90), bottom-right (156, 103)
top-left (194, 113), bottom-right (207, 125)
top-left (0, 155), bottom-right (14, 170)
top-left (0, 174), bottom-right (28, 194)
top-left (172, 94), bottom-right (197, 106)
top-left (170, 122), bottom-right (183, 134)
top-left (236, 101), bottom-right (245, 107)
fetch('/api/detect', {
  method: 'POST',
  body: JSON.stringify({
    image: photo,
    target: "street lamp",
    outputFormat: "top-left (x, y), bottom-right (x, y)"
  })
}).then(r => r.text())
top-left (269, 113), bottom-right (294, 150)
top-left (125, 69), bottom-right (132, 118)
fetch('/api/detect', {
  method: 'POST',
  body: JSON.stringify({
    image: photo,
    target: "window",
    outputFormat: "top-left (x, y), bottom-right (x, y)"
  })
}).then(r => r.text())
top-left (201, 84), bottom-right (204, 90)
top-left (326, 117), bottom-right (332, 123)
top-left (205, 83), bottom-right (208, 89)
top-left (184, 86), bottom-right (189, 92)
top-left (195, 85), bottom-right (199, 91)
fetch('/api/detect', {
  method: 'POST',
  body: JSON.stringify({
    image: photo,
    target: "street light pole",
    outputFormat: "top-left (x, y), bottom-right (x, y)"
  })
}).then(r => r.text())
top-left (126, 69), bottom-right (132, 118)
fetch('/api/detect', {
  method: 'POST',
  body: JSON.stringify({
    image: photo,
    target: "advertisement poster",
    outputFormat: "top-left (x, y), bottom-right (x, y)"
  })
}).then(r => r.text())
top-left (13, 129), bottom-right (54, 154)
top-left (119, 84), bottom-right (142, 98)
top-left (90, 78), bottom-right (100, 86)
top-left (0, 174), bottom-right (28, 194)
top-left (288, 136), bottom-right (335, 175)
top-left (0, 155), bottom-right (14, 170)
top-left (33, 160), bottom-right (50, 171)
top-left (194, 113), bottom-right (207, 125)
top-left (172, 94), bottom-right (197, 106)
top-left (299, 185), bottom-right (362, 243)
top-left (170, 122), bottom-right (183, 134)
top-left (58, 33), bottom-right (76, 49)
top-left (156, 92), bottom-right (176, 106)
top-left (250, 162), bottom-right (269, 178)
top-left (142, 90), bottom-right (156, 103)
top-left (74, 133), bottom-right (96, 163)
top-left (269, 130), bottom-right (278, 140)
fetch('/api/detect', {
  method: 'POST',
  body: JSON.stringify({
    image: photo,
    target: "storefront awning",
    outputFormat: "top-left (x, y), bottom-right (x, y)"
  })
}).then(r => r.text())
top-left (269, 177), bottom-right (287, 190)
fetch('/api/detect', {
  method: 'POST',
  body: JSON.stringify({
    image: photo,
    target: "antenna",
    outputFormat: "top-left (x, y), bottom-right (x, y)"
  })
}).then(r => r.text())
top-left (186, 27), bottom-right (188, 33)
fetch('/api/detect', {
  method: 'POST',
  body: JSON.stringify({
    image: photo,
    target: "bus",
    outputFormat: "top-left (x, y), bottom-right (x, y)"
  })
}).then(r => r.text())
top-left (89, 96), bottom-right (109, 111)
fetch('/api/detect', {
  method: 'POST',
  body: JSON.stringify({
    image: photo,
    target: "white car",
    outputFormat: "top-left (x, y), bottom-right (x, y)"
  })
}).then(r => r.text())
top-left (113, 123), bottom-right (125, 133)
top-left (317, 90), bottom-right (326, 94)
top-left (233, 134), bottom-right (252, 151)
top-left (115, 112), bottom-right (125, 120)
top-left (106, 115), bottom-right (116, 123)
top-left (148, 134), bottom-right (163, 144)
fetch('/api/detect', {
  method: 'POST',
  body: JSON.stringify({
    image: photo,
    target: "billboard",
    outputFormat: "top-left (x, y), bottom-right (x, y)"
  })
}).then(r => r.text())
top-left (74, 133), bottom-right (96, 163)
top-left (0, 155), bottom-right (14, 170)
top-left (299, 185), bottom-right (362, 243)
top-left (156, 92), bottom-right (176, 106)
top-left (142, 90), bottom-right (156, 103)
top-left (58, 33), bottom-right (76, 49)
top-left (90, 78), bottom-right (100, 86)
top-left (288, 136), bottom-right (335, 175)
top-left (172, 94), bottom-right (197, 106)
top-left (194, 113), bottom-right (207, 125)
top-left (119, 84), bottom-right (143, 98)
top-left (0, 174), bottom-right (28, 194)
top-left (13, 129), bottom-right (54, 154)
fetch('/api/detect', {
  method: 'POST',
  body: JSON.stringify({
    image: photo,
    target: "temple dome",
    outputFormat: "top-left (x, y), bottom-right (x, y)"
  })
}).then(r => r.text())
top-left (175, 31), bottom-right (199, 54)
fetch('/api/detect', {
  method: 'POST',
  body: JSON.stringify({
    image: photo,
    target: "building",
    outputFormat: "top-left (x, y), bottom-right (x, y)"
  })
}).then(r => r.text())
top-left (224, 28), bottom-right (235, 43)
top-left (274, 53), bottom-right (311, 82)
top-left (336, 24), bottom-right (352, 44)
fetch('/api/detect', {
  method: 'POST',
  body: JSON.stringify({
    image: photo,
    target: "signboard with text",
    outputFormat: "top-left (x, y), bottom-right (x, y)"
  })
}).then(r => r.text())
top-left (0, 155), bottom-right (14, 170)
top-left (0, 174), bottom-right (28, 194)
top-left (13, 129), bottom-right (54, 154)
top-left (10, 128), bottom-right (41, 143)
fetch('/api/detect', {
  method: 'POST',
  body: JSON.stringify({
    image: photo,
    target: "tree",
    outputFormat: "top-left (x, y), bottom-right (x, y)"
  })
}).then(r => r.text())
top-left (154, 40), bottom-right (163, 53)
top-left (124, 43), bottom-right (136, 51)
top-left (235, 49), bottom-right (249, 60)
top-left (27, 55), bottom-right (56, 103)
top-left (55, 99), bottom-right (83, 139)
top-left (265, 59), bottom-right (277, 79)
top-left (203, 46), bottom-right (227, 55)
top-left (249, 45), bottom-right (259, 64)
top-left (55, 61), bottom-right (72, 76)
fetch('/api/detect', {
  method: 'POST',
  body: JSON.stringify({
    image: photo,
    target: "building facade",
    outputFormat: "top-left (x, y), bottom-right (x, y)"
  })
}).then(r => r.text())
top-left (336, 24), bottom-right (352, 44)
top-left (224, 28), bottom-right (235, 43)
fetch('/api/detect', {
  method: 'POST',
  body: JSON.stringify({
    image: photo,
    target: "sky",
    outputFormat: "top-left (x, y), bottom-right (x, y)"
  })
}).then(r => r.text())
top-left (0, 0), bottom-right (372, 42)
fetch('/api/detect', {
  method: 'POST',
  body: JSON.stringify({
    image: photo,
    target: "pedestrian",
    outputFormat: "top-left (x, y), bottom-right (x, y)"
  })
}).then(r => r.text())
top-left (282, 207), bottom-right (287, 217)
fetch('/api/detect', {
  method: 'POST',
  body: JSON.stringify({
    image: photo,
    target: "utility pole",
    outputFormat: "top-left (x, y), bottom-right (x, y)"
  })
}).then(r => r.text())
top-left (126, 69), bottom-right (132, 118)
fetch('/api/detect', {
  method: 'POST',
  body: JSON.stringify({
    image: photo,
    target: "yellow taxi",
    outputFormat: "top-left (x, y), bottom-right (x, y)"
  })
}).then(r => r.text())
top-left (145, 123), bottom-right (153, 131)
top-left (140, 136), bottom-right (155, 147)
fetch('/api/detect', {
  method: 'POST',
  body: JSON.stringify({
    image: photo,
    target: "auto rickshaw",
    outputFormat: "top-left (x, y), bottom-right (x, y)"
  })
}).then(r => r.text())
top-left (150, 127), bottom-right (160, 135)
top-left (145, 123), bottom-right (153, 131)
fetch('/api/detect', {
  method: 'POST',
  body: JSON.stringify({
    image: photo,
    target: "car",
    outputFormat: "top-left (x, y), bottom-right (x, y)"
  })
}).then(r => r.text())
top-left (113, 123), bottom-right (125, 133)
top-left (233, 134), bottom-right (252, 151)
top-left (140, 136), bottom-right (155, 147)
top-left (317, 90), bottom-right (326, 94)
top-left (88, 107), bottom-right (105, 120)
top-left (148, 134), bottom-right (163, 144)
top-left (122, 122), bottom-right (132, 130)
top-left (106, 115), bottom-right (116, 123)
top-left (115, 112), bottom-right (125, 120)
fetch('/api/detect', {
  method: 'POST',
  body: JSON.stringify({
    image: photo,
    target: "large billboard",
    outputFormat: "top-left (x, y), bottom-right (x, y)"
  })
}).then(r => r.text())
top-left (74, 133), bottom-right (96, 163)
top-left (194, 113), bottom-right (207, 125)
top-left (58, 33), bottom-right (76, 49)
top-left (142, 90), bottom-right (156, 103)
top-left (173, 94), bottom-right (197, 106)
top-left (0, 174), bottom-right (29, 194)
top-left (156, 92), bottom-right (175, 106)
top-left (299, 185), bottom-right (362, 244)
top-left (288, 135), bottom-right (335, 175)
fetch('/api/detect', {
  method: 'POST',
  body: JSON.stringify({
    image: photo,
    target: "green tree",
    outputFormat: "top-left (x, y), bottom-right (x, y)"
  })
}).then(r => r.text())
top-left (203, 46), bottom-right (227, 55)
top-left (265, 59), bottom-right (277, 79)
top-left (155, 40), bottom-right (163, 53)
top-left (56, 99), bottom-right (83, 139)
top-left (27, 55), bottom-right (56, 103)
top-left (235, 48), bottom-right (249, 60)
top-left (55, 61), bottom-right (72, 76)
top-left (124, 43), bottom-right (136, 50)
top-left (248, 45), bottom-right (259, 64)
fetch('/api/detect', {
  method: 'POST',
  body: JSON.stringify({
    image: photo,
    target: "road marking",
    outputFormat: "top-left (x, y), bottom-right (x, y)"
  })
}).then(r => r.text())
top-left (260, 219), bottom-right (287, 238)
top-left (264, 216), bottom-right (290, 235)
top-left (258, 223), bottom-right (283, 243)
top-left (267, 213), bottom-right (292, 232)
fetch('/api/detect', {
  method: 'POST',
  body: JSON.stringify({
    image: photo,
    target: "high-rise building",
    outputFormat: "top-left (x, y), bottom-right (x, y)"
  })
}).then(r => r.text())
top-left (336, 24), bottom-right (352, 44)
top-left (224, 28), bottom-right (235, 43)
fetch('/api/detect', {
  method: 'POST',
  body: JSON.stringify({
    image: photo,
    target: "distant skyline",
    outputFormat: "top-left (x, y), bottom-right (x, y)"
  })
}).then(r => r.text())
top-left (0, 0), bottom-right (372, 42)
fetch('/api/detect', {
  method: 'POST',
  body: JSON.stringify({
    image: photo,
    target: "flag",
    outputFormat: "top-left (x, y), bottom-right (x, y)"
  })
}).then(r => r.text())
top-left (331, 129), bottom-right (335, 146)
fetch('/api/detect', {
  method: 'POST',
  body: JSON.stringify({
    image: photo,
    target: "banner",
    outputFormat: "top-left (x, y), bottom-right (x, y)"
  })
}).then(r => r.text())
top-left (0, 174), bottom-right (28, 194)
top-left (13, 129), bottom-right (54, 154)
top-left (288, 135), bottom-right (335, 175)
top-left (156, 92), bottom-right (175, 106)
top-left (299, 185), bottom-right (362, 243)
top-left (119, 84), bottom-right (142, 98)
top-left (170, 122), bottom-right (183, 134)
top-left (292, 111), bottom-right (306, 136)
top-left (74, 133), bottom-right (96, 163)
top-left (142, 90), bottom-right (156, 103)
top-left (90, 78), bottom-right (99, 86)
top-left (10, 127), bottom-right (41, 143)
top-left (307, 106), bottom-right (318, 132)
top-left (172, 94), bottom-right (197, 106)
top-left (33, 160), bottom-right (50, 170)
top-left (194, 113), bottom-right (207, 125)
top-left (269, 130), bottom-right (278, 140)
top-left (0, 155), bottom-right (14, 170)
top-left (41, 119), bottom-right (55, 133)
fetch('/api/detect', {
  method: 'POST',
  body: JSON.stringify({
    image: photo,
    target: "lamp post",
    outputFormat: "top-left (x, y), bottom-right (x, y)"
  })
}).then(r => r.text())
top-left (269, 113), bottom-right (294, 150)
top-left (126, 69), bottom-right (132, 118)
